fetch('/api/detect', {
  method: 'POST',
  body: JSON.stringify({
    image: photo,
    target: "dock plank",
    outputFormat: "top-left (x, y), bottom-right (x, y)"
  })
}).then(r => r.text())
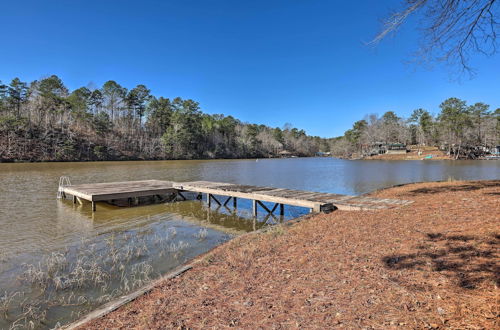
top-left (62, 180), bottom-right (176, 202)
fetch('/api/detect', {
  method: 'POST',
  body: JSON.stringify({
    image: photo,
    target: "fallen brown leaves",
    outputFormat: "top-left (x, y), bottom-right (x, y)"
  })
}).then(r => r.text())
top-left (82, 180), bottom-right (499, 329)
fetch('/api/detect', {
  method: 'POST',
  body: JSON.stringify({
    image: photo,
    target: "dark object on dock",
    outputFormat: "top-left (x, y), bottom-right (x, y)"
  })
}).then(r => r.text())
top-left (59, 179), bottom-right (413, 213)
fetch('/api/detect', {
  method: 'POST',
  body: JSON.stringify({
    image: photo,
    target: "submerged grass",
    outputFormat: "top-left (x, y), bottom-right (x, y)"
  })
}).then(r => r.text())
top-left (194, 228), bottom-right (208, 240)
top-left (1, 221), bottom-right (207, 329)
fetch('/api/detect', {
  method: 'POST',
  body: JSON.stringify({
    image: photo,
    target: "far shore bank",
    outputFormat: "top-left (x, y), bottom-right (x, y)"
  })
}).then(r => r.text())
top-left (2, 155), bottom-right (497, 164)
top-left (71, 179), bottom-right (499, 329)
top-left (0, 155), bottom-right (320, 164)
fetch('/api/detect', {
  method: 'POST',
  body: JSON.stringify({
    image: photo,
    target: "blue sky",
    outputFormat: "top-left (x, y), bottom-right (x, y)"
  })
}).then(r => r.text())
top-left (1, 0), bottom-right (499, 137)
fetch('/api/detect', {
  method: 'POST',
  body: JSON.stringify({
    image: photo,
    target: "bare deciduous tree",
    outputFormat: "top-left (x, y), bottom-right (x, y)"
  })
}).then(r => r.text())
top-left (373, 0), bottom-right (499, 75)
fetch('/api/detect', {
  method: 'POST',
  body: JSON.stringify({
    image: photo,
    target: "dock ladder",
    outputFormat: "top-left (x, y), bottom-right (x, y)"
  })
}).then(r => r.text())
top-left (57, 176), bottom-right (72, 199)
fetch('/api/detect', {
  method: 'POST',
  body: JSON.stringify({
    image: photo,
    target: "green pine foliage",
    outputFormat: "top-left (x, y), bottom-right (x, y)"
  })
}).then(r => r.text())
top-left (0, 76), bottom-right (329, 161)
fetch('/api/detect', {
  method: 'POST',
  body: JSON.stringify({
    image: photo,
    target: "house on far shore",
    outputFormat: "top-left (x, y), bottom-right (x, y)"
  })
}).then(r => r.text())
top-left (363, 142), bottom-right (408, 156)
top-left (364, 142), bottom-right (386, 156)
top-left (278, 150), bottom-right (295, 158)
top-left (386, 143), bottom-right (408, 154)
top-left (316, 151), bottom-right (331, 157)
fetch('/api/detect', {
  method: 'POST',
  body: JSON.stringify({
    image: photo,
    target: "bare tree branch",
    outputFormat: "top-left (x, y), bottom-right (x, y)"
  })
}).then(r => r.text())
top-left (372, 0), bottom-right (499, 75)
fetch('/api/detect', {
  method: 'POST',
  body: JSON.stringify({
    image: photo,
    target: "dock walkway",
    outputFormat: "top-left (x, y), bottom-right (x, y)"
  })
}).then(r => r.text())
top-left (60, 180), bottom-right (413, 213)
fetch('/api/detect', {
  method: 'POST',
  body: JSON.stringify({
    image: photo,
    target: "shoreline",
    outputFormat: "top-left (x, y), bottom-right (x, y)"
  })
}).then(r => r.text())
top-left (0, 156), bottom-right (322, 164)
top-left (65, 213), bottom-right (316, 329)
top-left (66, 179), bottom-right (499, 329)
top-left (2, 156), bottom-right (496, 165)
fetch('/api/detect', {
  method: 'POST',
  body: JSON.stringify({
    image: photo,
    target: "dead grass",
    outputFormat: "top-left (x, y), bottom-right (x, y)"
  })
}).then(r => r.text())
top-left (81, 180), bottom-right (499, 329)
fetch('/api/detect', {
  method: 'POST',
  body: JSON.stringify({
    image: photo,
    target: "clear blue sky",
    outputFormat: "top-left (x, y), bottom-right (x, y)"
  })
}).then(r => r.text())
top-left (1, 0), bottom-right (499, 137)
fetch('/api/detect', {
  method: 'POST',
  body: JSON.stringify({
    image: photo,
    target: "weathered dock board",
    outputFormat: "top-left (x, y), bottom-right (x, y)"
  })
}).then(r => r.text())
top-left (61, 180), bottom-right (177, 211)
top-left (60, 179), bottom-right (413, 213)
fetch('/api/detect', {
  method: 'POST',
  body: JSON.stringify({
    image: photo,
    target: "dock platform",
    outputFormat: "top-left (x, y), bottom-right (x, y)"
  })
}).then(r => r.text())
top-left (60, 179), bottom-right (413, 213)
top-left (61, 180), bottom-right (177, 211)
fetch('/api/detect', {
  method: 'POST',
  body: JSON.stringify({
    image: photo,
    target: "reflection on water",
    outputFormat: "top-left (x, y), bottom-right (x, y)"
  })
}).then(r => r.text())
top-left (0, 158), bottom-right (498, 328)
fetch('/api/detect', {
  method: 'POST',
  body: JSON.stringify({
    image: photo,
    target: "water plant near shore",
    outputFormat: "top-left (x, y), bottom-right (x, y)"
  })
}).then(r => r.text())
top-left (1, 221), bottom-right (218, 329)
top-left (194, 228), bottom-right (208, 240)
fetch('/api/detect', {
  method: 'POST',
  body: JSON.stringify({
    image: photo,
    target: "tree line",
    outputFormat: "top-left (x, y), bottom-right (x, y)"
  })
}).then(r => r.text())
top-left (0, 75), bottom-right (331, 161)
top-left (330, 98), bottom-right (500, 159)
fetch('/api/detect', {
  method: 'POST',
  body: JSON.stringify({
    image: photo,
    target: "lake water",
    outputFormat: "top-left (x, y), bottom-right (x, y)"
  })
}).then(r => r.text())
top-left (0, 158), bottom-right (498, 328)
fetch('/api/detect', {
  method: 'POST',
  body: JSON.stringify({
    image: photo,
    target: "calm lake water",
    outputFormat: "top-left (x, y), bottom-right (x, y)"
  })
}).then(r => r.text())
top-left (0, 158), bottom-right (499, 328)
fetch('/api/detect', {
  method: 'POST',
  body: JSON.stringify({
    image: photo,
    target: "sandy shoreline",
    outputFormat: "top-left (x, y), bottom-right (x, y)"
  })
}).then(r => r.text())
top-left (74, 180), bottom-right (499, 329)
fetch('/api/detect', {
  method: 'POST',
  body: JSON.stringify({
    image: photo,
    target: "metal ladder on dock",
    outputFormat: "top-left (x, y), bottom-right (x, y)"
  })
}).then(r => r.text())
top-left (57, 176), bottom-right (72, 199)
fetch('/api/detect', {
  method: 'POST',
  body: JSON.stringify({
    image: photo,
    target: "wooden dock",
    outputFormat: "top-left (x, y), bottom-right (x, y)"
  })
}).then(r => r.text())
top-left (61, 180), bottom-right (177, 211)
top-left (59, 179), bottom-right (413, 213)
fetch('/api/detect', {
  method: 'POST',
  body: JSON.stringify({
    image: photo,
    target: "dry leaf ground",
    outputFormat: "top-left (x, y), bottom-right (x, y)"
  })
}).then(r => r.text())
top-left (82, 180), bottom-right (499, 329)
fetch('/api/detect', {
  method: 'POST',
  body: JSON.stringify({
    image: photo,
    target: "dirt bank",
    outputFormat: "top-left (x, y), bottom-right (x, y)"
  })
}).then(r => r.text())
top-left (81, 180), bottom-right (499, 329)
top-left (365, 147), bottom-right (452, 160)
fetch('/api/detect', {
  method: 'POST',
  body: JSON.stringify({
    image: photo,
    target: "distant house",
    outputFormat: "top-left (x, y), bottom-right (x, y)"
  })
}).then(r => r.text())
top-left (316, 151), bottom-right (331, 157)
top-left (386, 143), bottom-right (408, 155)
top-left (366, 142), bottom-right (386, 156)
top-left (278, 150), bottom-right (293, 158)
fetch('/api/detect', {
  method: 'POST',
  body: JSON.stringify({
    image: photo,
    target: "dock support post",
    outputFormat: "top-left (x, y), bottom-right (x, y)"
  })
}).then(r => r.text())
top-left (207, 193), bottom-right (212, 208)
top-left (252, 200), bottom-right (257, 217)
top-left (73, 195), bottom-right (76, 204)
top-left (223, 197), bottom-right (232, 207)
top-left (256, 200), bottom-right (272, 214)
top-left (280, 204), bottom-right (284, 216)
top-left (233, 197), bottom-right (237, 209)
top-left (92, 202), bottom-right (96, 212)
top-left (210, 195), bottom-right (222, 206)
top-left (177, 192), bottom-right (187, 201)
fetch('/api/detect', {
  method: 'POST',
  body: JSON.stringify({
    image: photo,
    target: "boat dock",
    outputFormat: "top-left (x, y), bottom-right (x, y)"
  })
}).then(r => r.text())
top-left (60, 180), bottom-right (177, 211)
top-left (59, 179), bottom-right (413, 213)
